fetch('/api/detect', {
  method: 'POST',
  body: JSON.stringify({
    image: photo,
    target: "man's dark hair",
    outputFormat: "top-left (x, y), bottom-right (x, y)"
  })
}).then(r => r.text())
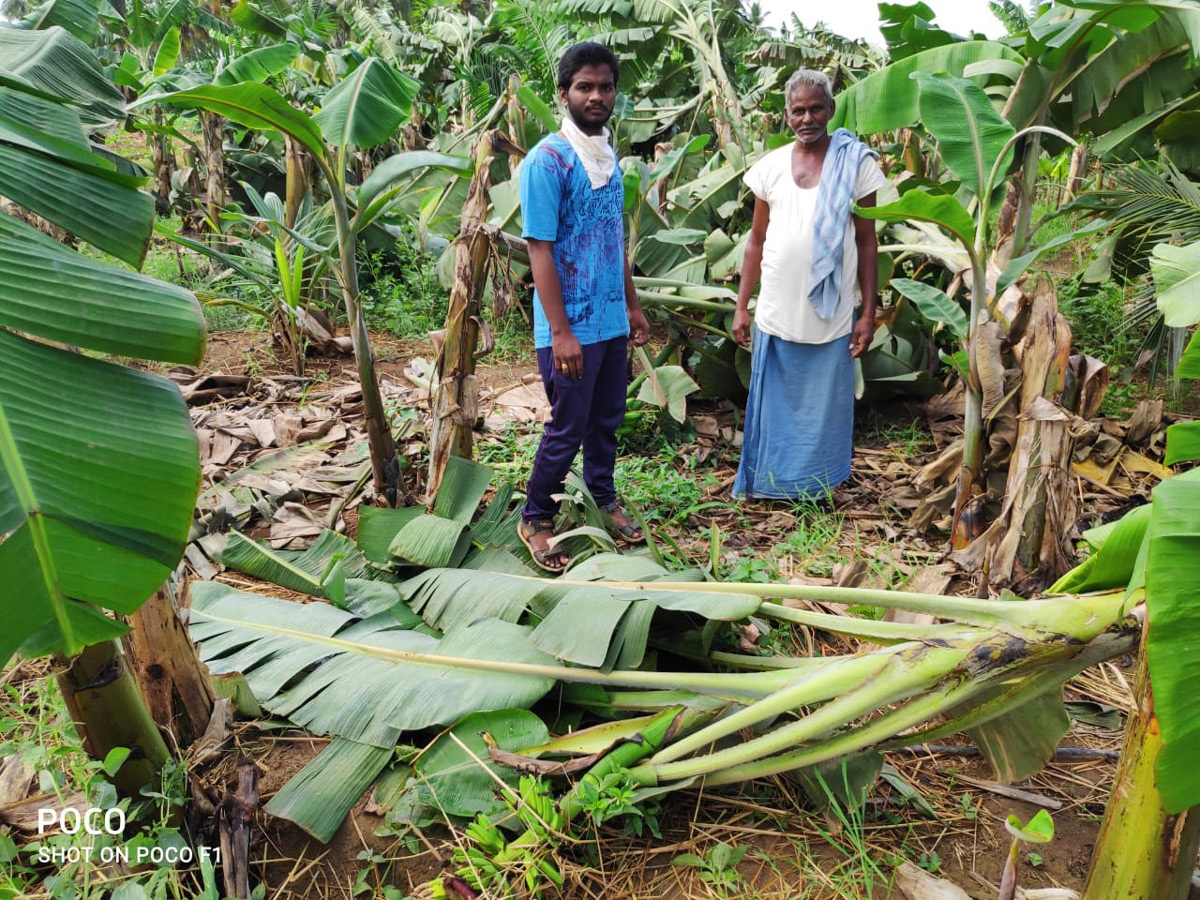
top-left (557, 42), bottom-right (619, 91)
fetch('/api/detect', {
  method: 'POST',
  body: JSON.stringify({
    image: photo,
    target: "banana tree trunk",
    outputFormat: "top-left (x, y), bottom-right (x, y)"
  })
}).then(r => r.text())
top-left (123, 579), bottom-right (215, 749)
top-left (426, 130), bottom-right (522, 500)
top-left (200, 111), bottom-right (226, 237)
top-left (151, 108), bottom-right (173, 215)
top-left (327, 166), bottom-right (400, 505)
top-left (57, 641), bottom-right (171, 796)
top-left (952, 281), bottom-right (1079, 590)
top-left (1082, 630), bottom-right (1200, 900)
top-left (283, 135), bottom-right (310, 229)
top-left (1065, 140), bottom-right (1089, 202)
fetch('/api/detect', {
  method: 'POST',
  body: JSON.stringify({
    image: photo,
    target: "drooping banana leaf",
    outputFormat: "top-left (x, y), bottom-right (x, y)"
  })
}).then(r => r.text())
top-left (963, 691), bottom-right (1071, 782)
top-left (212, 42), bottom-right (299, 87)
top-left (0, 27), bottom-right (124, 124)
top-left (219, 530), bottom-right (402, 616)
top-left (356, 506), bottom-right (425, 564)
top-left (188, 582), bottom-right (562, 748)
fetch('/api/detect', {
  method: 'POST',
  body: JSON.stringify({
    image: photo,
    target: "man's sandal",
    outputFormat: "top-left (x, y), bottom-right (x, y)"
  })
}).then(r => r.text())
top-left (601, 502), bottom-right (645, 545)
top-left (518, 518), bottom-right (570, 573)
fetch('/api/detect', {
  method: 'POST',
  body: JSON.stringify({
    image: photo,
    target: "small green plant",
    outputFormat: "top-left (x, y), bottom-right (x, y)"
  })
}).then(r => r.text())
top-left (1001, 809), bottom-right (1055, 898)
top-left (918, 849), bottom-right (942, 873)
top-left (672, 841), bottom-right (749, 896)
top-left (1027, 851), bottom-right (1044, 867)
top-left (959, 791), bottom-right (978, 820)
top-left (358, 238), bottom-right (447, 338)
top-left (572, 768), bottom-right (663, 839)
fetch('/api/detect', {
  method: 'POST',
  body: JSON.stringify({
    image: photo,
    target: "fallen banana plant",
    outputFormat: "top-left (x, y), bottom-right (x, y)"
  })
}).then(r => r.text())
top-left (193, 458), bottom-right (1150, 842)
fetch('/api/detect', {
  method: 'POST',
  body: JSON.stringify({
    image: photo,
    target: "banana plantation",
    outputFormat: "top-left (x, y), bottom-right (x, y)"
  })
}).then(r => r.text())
top-left (3, 0), bottom-right (1200, 897)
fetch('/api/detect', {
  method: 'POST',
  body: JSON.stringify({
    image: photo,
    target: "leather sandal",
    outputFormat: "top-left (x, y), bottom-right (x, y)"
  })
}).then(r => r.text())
top-left (518, 518), bottom-right (570, 573)
top-left (601, 502), bottom-right (645, 545)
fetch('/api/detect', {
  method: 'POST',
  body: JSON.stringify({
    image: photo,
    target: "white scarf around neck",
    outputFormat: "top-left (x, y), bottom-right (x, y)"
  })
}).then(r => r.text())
top-left (560, 116), bottom-right (616, 189)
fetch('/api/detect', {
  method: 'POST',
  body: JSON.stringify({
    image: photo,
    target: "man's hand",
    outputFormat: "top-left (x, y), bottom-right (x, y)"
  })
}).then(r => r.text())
top-left (849, 314), bottom-right (874, 359)
top-left (628, 307), bottom-right (650, 347)
top-left (552, 330), bottom-right (584, 379)
top-left (732, 307), bottom-right (752, 348)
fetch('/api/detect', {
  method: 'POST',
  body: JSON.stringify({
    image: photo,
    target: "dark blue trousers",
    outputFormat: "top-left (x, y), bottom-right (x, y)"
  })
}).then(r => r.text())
top-left (523, 336), bottom-right (628, 520)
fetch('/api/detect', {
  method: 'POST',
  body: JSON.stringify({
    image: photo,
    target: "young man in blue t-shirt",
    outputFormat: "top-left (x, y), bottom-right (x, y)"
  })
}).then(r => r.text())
top-left (517, 41), bottom-right (650, 572)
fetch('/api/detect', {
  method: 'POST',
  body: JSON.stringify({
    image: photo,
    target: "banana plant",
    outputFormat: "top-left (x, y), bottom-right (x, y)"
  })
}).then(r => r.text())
top-left (149, 61), bottom-right (473, 505)
top-left (0, 24), bottom-right (205, 664)
top-left (0, 22), bottom-right (203, 787)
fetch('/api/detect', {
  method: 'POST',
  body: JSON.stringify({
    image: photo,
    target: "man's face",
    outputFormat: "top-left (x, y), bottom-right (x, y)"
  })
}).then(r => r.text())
top-left (786, 85), bottom-right (833, 145)
top-left (560, 63), bottom-right (617, 135)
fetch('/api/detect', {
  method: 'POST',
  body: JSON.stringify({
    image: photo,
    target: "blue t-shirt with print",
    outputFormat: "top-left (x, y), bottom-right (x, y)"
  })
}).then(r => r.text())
top-left (519, 133), bottom-right (629, 350)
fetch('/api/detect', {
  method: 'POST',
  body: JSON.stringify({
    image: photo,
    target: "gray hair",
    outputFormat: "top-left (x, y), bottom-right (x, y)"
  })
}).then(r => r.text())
top-left (785, 68), bottom-right (834, 105)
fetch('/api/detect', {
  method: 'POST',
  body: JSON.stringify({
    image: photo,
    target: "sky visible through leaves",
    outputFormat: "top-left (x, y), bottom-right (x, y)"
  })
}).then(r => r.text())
top-left (760, 0), bottom-right (1005, 43)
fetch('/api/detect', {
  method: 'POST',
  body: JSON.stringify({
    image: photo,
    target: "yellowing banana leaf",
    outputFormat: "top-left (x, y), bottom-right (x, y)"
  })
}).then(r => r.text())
top-left (188, 582), bottom-right (562, 748)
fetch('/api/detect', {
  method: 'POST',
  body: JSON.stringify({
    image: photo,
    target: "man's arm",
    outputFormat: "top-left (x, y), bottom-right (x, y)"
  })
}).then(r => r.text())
top-left (623, 255), bottom-right (649, 347)
top-left (850, 191), bottom-right (878, 359)
top-left (527, 238), bottom-right (584, 379)
top-left (733, 196), bottom-right (770, 347)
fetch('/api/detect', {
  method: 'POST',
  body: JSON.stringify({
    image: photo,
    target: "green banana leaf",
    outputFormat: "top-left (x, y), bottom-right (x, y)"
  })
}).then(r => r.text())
top-left (0, 331), bottom-right (200, 663)
top-left (394, 709), bottom-right (550, 821)
top-left (1146, 467), bottom-right (1200, 813)
top-left (890, 277), bottom-right (968, 342)
top-left (1165, 421), bottom-right (1200, 466)
top-left (854, 189), bottom-right (976, 251)
top-left (188, 582), bottom-right (563, 748)
top-left (1048, 504), bottom-right (1151, 595)
top-left (915, 72), bottom-right (1015, 200)
top-left (213, 43), bottom-right (299, 87)
top-left (17, 0), bottom-right (101, 43)
top-left (0, 27), bottom-right (124, 124)
top-left (830, 41), bottom-right (1023, 135)
top-left (151, 82), bottom-right (325, 158)
top-left (1150, 238), bottom-right (1200, 328)
top-left (314, 57), bottom-right (419, 152)
top-left (0, 215), bottom-right (201, 360)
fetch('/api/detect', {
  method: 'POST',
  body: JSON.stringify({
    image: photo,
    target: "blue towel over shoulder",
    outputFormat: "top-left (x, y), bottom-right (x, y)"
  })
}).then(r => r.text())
top-left (808, 128), bottom-right (877, 320)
